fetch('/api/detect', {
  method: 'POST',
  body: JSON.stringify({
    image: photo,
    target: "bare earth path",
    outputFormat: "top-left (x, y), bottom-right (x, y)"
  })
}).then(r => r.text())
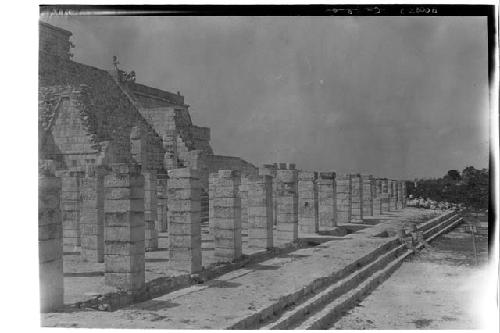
top-left (331, 226), bottom-right (490, 330)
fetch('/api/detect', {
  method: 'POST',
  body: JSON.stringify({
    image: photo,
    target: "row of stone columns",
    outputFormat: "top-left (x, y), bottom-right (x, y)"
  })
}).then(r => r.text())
top-left (40, 159), bottom-right (409, 312)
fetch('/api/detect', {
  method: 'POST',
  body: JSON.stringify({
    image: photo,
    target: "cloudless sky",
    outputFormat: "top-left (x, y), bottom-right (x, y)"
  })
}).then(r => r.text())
top-left (41, 15), bottom-right (490, 179)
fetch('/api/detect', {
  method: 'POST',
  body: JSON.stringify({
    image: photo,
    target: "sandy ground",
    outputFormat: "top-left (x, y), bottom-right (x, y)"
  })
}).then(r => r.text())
top-left (332, 220), bottom-right (492, 330)
top-left (42, 208), bottom-right (440, 328)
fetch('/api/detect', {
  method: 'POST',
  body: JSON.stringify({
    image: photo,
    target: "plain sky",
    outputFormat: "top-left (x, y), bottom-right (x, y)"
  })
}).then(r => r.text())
top-left (40, 15), bottom-right (490, 179)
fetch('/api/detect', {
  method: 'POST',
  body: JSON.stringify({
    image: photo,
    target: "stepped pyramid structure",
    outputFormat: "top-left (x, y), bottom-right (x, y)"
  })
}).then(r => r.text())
top-left (39, 21), bottom-right (258, 204)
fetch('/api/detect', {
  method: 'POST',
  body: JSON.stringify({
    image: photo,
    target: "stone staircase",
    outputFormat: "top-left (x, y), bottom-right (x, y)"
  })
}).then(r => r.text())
top-left (228, 211), bottom-right (464, 330)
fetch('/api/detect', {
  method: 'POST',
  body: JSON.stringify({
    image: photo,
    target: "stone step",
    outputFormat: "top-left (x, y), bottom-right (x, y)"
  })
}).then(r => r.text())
top-left (227, 211), bottom-right (461, 330)
top-left (227, 238), bottom-right (400, 329)
top-left (296, 247), bottom-right (412, 329)
top-left (295, 214), bottom-right (463, 329)
top-left (260, 241), bottom-right (407, 329)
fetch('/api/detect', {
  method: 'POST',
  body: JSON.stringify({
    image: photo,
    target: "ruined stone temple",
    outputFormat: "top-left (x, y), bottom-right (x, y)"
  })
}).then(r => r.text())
top-left (38, 21), bottom-right (411, 314)
top-left (39, 22), bottom-right (258, 251)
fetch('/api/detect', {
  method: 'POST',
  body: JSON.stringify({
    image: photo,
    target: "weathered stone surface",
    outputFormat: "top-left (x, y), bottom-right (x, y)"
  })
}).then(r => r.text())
top-left (104, 164), bottom-right (145, 290)
top-left (248, 175), bottom-right (273, 249)
top-left (361, 174), bottom-right (373, 217)
top-left (61, 171), bottom-right (83, 251)
top-left (276, 168), bottom-right (298, 245)
top-left (39, 172), bottom-right (64, 313)
top-left (80, 169), bottom-right (105, 262)
top-left (143, 170), bottom-right (158, 251)
top-left (350, 174), bottom-right (363, 222)
top-left (372, 178), bottom-right (382, 216)
top-left (156, 173), bottom-right (168, 232)
top-left (298, 171), bottom-right (318, 233)
top-left (389, 179), bottom-right (397, 211)
top-left (167, 168), bottom-right (202, 273)
top-left (318, 172), bottom-right (336, 230)
top-left (212, 170), bottom-right (242, 262)
top-left (336, 174), bottom-right (352, 224)
top-left (380, 179), bottom-right (390, 212)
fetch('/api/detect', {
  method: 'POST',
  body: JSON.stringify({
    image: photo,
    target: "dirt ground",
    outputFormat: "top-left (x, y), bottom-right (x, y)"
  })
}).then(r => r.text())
top-left (42, 208), bottom-right (440, 328)
top-left (332, 218), bottom-right (493, 330)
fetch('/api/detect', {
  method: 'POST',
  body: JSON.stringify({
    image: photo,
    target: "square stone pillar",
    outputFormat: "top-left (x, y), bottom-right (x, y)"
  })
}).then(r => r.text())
top-left (396, 181), bottom-right (403, 209)
top-left (389, 180), bottom-right (397, 211)
top-left (336, 174), bottom-right (352, 224)
top-left (248, 175), bottom-right (273, 250)
top-left (80, 167), bottom-right (105, 262)
top-left (213, 170), bottom-right (242, 262)
top-left (143, 170), bottom-right (158, 251)
top-left (361, 174), bottom-right (373, 217)
top-left (208, 173), bottom-right (216, 242)
top-left (61, 171), bottom-right (82, 252)
top-left (39, 166), bottom-right (64, 312)
top-left (167, 168), bottom-right (202, 273)
top-left (381, 178), bottom-right (390, 212)
top-left (402, 181), bottom-right (407, 208)
top-left (372, 178), bottom-right (382, 216)
top-left (156, 172), bottom-right (169, 233)
top-left (276, 165), bottom-right (299, 245)
top-left (104, 164), bottom-right (145, 291)
top-left (318, 172), bottom-right (337, 230)
top-left (259, 164), bottom-right (277, 227)
top-left (350, 174), bottom-right (363, 222)
top-left (239, 176), bottom-right (249, 240)
top-left (298, 171), bottom-right (319, 233)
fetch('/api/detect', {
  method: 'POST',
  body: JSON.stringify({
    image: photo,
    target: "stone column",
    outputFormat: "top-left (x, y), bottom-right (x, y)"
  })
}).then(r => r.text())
top-left (61, 171), bottom-right (82, 252)
top-left (336, 174), bottom-right (352, 224)
top-left (39, 164), bottom-right (64, 312)
top-left (239, 176), bottom-right (249, 241)
top-left (248, 175), bottom-right (273, 250)
top-left (167, 168), bottom-right (202, 273)
top-left (394, 181), bottom-right (400, 210)
top-left (318, 172), bottom-right (337, 230)
top-left (156, 172), bottom-right (169, 232)
top-left (298, 171), bottom-right (319, 233)
top-left (397, 181), bottom-right (404, 209)
top-left (350, 174), bottom-right (363, 222)
top-left (143, 170), bottom-right (158, 251)
top-left (276, 164), bottom-right (299, 245)
top-left (213, 170), bottom-right (242, 262)
top-left (361, 174), bottom-right (373, 217)
top-left (389, 180), bottom-right (397, 211)
top-left (208, 173), bottom-right (216, 242)
top-left (104, 164), bottom-right (145, 291)
top-left (273, 163), bottom-right (279, 226)
top-left (372, 178), bottom-right (382, 216)
top-left (381, 178), bottom-right (390, 212)
top-left (402, 181), bottom-right (407, 208)
top-left (259, 164), bottom-right (277, 228)
top-left (80, 167), bottom-right (105, 262)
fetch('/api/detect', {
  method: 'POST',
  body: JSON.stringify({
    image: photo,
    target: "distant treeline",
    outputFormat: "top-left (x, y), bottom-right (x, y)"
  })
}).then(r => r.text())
top-left (406, 166), bottom-right (489, 209)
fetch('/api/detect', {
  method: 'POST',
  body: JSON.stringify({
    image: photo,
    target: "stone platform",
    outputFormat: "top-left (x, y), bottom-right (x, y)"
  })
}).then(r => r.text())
top-left (43, 208), bottom-right (443, 328)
